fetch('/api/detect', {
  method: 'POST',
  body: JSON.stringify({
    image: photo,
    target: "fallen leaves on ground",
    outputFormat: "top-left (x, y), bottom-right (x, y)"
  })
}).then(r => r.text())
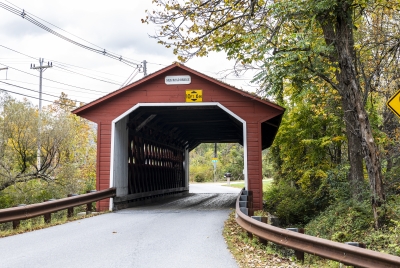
top-left (223, 210), bottom-right (306, 268)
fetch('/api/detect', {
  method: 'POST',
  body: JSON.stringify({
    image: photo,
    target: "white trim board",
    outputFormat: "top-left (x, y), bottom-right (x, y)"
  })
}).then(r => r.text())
top-left (109, 102), bottom-right (248, 210)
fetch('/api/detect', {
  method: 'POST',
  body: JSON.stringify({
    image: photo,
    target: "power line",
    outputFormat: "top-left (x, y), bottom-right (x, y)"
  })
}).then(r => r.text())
top-left (0, 44), bottom-right (36, 60)
top-left (0, 63), bottom-right (111, 94)
top-left (53, 66), bottom-right (121, 85)
top-left (120, 69), bottom-right (140, 88)
top-left (4, 0), bottom-right (107, 52)
top-left (51, 60), bottom-right (126, 79)
top-left (5, 0), bottom-right (142, 67)
top-left (0, 78), bottom-right (103, 98)
top-left (0, 44), bottom-right (127, 79)
top-left (0, 87), bottom-right (77, 108)
top-left (0, 43), bottom-right (130, 85)
top-left (0, 1), bottom-right (143, 68)
top-left (0, 80), bottom-right (61, 99)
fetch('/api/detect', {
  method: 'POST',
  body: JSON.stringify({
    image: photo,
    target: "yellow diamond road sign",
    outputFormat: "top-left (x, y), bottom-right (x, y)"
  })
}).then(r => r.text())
top-left (387, 90), bottom-right (400, 118)
top-left (186, 90), bottom-right (202, 102)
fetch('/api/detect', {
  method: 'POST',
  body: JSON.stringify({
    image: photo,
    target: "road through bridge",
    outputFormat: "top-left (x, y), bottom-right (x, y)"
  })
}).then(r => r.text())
top-left (0, 184), bottom-right (240, 268)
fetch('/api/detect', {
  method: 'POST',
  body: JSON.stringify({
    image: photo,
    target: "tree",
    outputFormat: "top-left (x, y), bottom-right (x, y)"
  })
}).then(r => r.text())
top-left (145, 0), bottom-right (400, 228)
top-left (0, 93), bottom-right (96, 206)
top-left (189, 143), bottom-right (244, 182)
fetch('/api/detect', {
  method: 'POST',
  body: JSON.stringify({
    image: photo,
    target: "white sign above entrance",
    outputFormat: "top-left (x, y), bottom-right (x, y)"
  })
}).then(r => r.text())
top-left (165, 75), bottom-right (191, 85)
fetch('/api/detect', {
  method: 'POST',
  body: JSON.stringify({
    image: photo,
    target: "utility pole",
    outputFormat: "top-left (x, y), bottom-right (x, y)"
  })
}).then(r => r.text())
top-left (31, 58), bottom-right (52, 112)
top-left (143, 60), bottom-right (147, 76)
top-left (0, 67), bottom-right (8, 79)
top-left (30, 58), bottom-right (52, 170)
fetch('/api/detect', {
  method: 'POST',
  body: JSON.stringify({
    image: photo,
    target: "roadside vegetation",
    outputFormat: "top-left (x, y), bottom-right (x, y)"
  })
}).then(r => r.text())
top-left (223, 210), bottom-right (304, 268)
top-left (0, 93), bottom-right (96, 234)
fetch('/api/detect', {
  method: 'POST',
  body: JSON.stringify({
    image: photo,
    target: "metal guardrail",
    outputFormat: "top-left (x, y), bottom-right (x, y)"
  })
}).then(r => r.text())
top-left (235, 188), bottom-right (400, 268)
top-left (0, 188), bottom-right (116, 225)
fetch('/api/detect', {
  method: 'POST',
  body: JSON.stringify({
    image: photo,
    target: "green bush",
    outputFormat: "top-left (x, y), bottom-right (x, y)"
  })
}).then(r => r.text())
top-left (190, 164), bottom-right (213, 182)
top-left (194, 173), bottom-right (206, 182)
top-left (263, 165), bottom-right (359, 226)
top-left (305, 199), bottom-right (372, 242)
top-left (263, 182), bottom-right (315, 225)
top-left (304, 195), bottom-right (400, 256)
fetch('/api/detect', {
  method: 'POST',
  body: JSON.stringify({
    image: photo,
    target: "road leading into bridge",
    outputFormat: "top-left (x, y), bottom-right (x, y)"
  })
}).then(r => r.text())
top-left (0, 183), bottom-right (241, 268)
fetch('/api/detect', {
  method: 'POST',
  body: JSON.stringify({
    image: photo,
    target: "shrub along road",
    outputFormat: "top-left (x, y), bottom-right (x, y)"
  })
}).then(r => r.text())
top-left (0, 184), bottom-right (240, 268)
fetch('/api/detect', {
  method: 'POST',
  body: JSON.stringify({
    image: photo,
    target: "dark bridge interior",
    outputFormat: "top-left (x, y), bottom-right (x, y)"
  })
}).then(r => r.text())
top-left (127, 105), bottom-right (244, 151)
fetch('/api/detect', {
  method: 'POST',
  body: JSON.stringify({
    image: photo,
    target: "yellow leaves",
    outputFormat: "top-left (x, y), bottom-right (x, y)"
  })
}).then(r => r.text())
top-left (191, 23), bottom-right (199, 33)
top-left (328, 66), bottom-right (338, 73)
top-left (223, 211), bottom-right (297, 268)
top-left (320, 137), bottom-right (332, 147)
top-left (354, 0), bottom-right (369, 8)
top-left (298, 168), bottom-right (328, 190)
top-left (332, 136), bottom-right (345, 142)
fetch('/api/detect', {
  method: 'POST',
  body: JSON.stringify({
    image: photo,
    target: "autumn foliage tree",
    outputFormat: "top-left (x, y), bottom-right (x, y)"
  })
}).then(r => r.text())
top-left (145, 0), bottom-right (400, 228)
top-left (0, 93), bottom-right (96, 207)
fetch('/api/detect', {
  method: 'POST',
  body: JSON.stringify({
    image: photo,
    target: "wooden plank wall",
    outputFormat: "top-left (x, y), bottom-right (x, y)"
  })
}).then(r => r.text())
top-left (97, 122), bottom-right (112, 211)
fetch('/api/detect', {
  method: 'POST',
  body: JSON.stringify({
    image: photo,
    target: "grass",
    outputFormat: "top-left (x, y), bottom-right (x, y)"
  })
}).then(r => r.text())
top-left (223, 210), bottom-right (344, 267)
top-left (222, 178), bottom-right (273, 192)
top-left (223, 210), bottom-right (303, 267)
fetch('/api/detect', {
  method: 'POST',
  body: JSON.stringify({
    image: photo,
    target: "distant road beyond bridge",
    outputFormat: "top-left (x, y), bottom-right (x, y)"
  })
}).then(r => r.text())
top-left (0, 184), bottom-right (240, 268)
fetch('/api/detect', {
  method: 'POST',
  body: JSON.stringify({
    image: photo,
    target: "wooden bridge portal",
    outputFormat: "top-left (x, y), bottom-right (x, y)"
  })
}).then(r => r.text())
top-left (73, 63), bottom-right (284, 211)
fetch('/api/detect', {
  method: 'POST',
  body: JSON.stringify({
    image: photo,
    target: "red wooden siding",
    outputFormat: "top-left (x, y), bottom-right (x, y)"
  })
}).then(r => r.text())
top-left (98, 122), bottom-right (112, 211)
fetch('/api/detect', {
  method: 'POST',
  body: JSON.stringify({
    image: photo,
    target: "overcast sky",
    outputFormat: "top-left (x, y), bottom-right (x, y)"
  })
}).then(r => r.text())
top-left (0, 0), bottom-right (259, 108)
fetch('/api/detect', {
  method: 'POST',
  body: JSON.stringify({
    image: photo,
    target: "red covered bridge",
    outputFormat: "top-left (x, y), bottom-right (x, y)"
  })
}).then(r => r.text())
top-left (73, 63), bottom-right (284, 211)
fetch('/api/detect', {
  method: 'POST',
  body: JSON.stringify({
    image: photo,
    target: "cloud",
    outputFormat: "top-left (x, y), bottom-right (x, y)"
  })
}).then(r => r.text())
top-left (0, 17), bottom-right (45, 40)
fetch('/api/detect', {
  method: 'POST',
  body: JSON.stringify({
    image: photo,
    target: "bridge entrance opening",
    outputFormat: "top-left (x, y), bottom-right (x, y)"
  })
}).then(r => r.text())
top-left (188, 142), bottom-right (244, 191)
top-left (110, 103), bottom-right (246, 210)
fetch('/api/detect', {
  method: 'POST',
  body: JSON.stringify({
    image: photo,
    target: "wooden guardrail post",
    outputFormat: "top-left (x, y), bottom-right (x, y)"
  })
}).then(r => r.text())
top-left (251, 216), bottom-right (269, 245)
top-left (239, 190), bottom-right (254, 238)
top-left (268, 213), bottom-right (280, 227)
top-left (12, 204), bottom-right (26, 229)
top-left (67, 194), bottom-right (78, 218)
top-left (286, 228), bottom-right (305, 262)
top-left (239, 190), bottom-right (253, 216)
top-left (341, 242), bottom-right (366, 268)
top-left (12, 219), bottom-right (20, 229)
top-left (44, 199), bottom-right (56, 223)
top-left (86, 190), bottom-right (97, 214)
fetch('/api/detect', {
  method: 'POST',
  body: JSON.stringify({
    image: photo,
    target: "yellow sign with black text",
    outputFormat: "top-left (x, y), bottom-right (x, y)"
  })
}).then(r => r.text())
top-left (186, 90), bottom-right (203, 102)
top-left (387, 89), bottom-right (400, 119)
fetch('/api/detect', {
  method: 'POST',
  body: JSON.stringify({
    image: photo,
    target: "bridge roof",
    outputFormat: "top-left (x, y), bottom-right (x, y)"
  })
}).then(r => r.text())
top-left (73, 63), bottom-right (285, 150)
top-left (74, 63), bottom-right (282, 113)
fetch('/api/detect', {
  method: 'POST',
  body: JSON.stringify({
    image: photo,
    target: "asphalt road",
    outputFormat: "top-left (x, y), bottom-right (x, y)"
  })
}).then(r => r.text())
top-left (0, 184), bottom-right (241, 268)
top-left (189, 182), bottom-right (242, 194)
